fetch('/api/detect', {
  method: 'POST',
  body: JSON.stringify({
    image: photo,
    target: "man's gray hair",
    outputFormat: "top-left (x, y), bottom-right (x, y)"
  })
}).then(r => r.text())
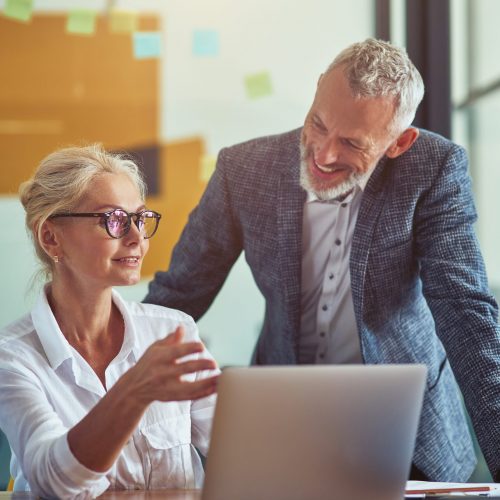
top-left (327, 38), bottom-right (425, 133)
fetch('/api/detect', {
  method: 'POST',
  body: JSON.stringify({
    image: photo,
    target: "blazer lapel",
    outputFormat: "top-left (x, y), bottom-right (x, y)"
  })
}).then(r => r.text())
top-left (277, 140), bottom-right (306, 349)
top-left (350, 156), bottom-right (391, 319)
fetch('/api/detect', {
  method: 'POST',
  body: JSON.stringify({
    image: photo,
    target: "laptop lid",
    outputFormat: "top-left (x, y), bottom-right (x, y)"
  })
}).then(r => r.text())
top-left (202, 364), bottom-right (427, 500)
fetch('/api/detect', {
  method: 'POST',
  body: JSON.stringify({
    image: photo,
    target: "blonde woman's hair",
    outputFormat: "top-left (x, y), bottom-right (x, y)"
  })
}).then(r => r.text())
top-left (327, 38), bottom-right (425, 134)
top-left (19, 144), bottom-right (146, 282)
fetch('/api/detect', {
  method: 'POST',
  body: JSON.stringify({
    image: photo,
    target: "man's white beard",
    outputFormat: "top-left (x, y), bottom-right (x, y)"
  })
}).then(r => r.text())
top-left (299, 143), bottom-right (366, 201)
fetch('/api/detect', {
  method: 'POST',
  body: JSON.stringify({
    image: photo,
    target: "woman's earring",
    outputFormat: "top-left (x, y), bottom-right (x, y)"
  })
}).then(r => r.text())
top-left (53, 255), bottom-right (59, 263)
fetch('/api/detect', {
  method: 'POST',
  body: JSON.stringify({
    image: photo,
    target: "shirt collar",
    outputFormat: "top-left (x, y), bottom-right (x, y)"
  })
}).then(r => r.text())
top-left (111, 288), bottom-right (140, 362)
top-left (31, 285), bottom-right (73, 370)
top-left (31, 285), bottom-right (138, 370)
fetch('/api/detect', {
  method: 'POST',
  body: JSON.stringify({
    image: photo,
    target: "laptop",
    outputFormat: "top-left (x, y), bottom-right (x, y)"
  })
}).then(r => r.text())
top-left (202, 364), bottom-right (427, 500)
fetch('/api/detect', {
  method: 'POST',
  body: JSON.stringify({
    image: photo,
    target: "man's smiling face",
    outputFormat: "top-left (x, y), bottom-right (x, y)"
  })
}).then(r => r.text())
top-left (300, 66), bottom-right (398, 200)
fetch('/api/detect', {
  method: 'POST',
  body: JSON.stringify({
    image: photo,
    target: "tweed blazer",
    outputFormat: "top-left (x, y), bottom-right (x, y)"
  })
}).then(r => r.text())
top-left (146, 127), bottom-right (500, 481)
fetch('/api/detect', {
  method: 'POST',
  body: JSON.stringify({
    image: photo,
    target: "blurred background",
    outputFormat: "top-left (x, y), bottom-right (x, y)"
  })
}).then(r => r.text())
top-left (2, 0), bottom-right (498, 365)
top-left (0, 0), bottom-right (499, 485)
top-left (1, 0), bottom-right (499, 362)
top-left (0, 0), bottom-right (374, 365)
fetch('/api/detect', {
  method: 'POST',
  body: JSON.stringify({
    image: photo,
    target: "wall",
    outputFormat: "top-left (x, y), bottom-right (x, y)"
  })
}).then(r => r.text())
top-left (465, 0), bottom-right (500, 294)
top-left (0, 0), bottom-right (374, 366)
top-left (449, 0), bottom-right (500, 296)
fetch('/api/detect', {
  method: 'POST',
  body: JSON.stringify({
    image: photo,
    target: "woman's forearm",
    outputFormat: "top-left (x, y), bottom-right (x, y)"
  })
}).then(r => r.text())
top-left (67, 368), bottom-right (147, 472)
top-left (66, 330), bottom-right (218, 472)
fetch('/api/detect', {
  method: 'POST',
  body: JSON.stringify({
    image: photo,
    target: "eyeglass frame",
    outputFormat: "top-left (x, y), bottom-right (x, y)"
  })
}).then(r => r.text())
top-left (49, 208), bottom-right (162, 239)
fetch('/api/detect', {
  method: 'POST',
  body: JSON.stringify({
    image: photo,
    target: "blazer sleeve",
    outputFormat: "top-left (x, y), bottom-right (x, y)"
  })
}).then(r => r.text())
top-left (415, 143), bottom-right (500, 478)
top-left (144, 147), bottom-right (243, 321)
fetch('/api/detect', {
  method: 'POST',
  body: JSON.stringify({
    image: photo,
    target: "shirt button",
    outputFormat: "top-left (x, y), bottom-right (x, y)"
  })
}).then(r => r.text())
top-left (341, 203), bottom-right (347, 208)
top-left (322, 305), bottom-right (328, 311)
top-left (329, 273), bottom-right (334, 280)
top-left (335, 239), bottom-right (341, 246)
top-left (320, 332), bottom-right (326, 337)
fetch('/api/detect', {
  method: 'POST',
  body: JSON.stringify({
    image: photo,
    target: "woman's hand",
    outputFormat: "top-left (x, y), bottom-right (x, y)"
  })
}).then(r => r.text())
top-left (68, 326), bottom-right (218, 472)
top-left (126, 326), bottom-right (219, 405)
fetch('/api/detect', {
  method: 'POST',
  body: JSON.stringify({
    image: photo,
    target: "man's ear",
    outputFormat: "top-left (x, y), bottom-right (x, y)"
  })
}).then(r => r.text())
top-left (38, 219), bottom-right (62, 260)
top-left (386, 127), bottom-right (420, 159)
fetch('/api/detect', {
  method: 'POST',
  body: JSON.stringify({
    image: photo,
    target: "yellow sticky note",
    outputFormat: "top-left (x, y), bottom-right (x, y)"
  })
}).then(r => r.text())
top-left (245, 71), bottom-right (273, 99)
top-left (199, 155), bottom-right (217, 182)
top-left (4, 0), bottom-right (33, 22)
top-left (66, 10), bottom-right (97, 36)
top-left (109, 10), bottom-right (138, 34)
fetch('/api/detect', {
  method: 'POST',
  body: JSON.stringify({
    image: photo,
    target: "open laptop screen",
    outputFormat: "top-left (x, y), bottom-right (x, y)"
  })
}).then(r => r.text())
top-left (202, 364), bottom-right (427, 500)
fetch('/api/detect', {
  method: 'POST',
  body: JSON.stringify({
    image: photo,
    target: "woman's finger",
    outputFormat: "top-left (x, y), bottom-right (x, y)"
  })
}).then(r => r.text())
top-left (172, 358), bottom-right (218, 377)
top-left (157, 326), bottom-right (184, 346)
top-left (161, 341), bottom-right (205, 363)
top-left (168, 375), bottom-right (219, 401)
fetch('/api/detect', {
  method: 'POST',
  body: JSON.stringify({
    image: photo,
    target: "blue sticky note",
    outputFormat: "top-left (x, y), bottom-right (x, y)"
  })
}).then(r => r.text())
top-left (193, 30), bottom-right (219, 57)
top-left (133, 32), bottom-right (162, 59)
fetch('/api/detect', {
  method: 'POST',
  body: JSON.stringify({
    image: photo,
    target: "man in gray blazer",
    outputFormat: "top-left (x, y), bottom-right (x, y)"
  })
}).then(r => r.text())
top-left (145, 39), bottom-right (500, 481)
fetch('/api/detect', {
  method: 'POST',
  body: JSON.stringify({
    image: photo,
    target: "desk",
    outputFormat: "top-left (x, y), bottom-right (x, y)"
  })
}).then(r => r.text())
top-left (100, 491), bottom-right (201, 499)
top-left (0, 491), bottom-right (201, 499)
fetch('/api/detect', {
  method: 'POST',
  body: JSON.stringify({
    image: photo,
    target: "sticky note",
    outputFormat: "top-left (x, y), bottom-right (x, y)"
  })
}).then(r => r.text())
top-left (4, 0), bottom-right (33, 22)
top-left (66, 10), bottom-right (97, 35)
top-left (193, 30), bottom-right (219, 57)
top-left (109, 10), bottom-right (138, 34)
top-left (245, 71), bottom-right (273, 99)
top-left (199, 155), bottom-right (217, 182)
top-left (133, 32), bottom-right (162, 59)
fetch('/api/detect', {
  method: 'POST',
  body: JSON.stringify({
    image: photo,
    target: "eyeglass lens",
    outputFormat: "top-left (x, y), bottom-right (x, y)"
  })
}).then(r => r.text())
top-left (106, 210), bottom-right (158, 238)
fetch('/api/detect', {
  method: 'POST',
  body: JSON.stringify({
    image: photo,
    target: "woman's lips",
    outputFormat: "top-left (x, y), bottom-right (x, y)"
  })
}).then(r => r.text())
top-left (113, 256), bottom-right (141, 266)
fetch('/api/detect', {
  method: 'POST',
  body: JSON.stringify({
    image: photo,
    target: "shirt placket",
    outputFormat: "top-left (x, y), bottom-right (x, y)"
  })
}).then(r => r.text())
top-left (315, 201), bottom-right (350, 362)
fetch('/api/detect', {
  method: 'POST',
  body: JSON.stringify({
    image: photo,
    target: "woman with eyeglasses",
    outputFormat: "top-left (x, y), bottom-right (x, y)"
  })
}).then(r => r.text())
top-left (0, 145), bottom-right (219, 498)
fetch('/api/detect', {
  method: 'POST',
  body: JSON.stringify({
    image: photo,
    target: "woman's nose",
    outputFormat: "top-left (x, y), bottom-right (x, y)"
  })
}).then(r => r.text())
top-left (123, 219), bottom-right (142, 244)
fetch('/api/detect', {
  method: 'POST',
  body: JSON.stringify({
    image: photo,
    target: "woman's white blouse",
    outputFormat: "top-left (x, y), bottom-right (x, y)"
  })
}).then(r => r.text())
top-left (0, 288), bottom-right (218, 499)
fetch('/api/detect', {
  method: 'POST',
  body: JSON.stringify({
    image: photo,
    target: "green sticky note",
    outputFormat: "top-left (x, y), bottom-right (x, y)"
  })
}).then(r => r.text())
top-left (4, 0), bottom-right (33, 22)
top-left (109, 10), bottom-right (138, 34)
top-left (133, 32), bottom-right (162, 59)
top-left (66, 10), bottom-right (97, 36)
top-left (245, 71), bottom-right (273, 99)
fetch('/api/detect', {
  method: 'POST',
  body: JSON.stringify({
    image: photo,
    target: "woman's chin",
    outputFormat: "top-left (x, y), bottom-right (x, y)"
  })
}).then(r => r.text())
top-left (115, 272), bottom-right (142, 287)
